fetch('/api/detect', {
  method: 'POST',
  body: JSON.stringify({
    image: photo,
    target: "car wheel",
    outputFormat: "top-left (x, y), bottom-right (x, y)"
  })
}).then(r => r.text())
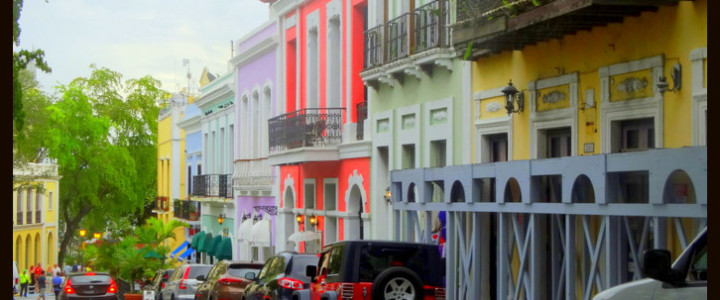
top-left (371, 267), bottom-right (423, 300)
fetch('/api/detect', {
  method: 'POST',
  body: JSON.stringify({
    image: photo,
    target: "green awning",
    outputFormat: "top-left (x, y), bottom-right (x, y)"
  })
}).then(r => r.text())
top-left (144, 249), bottom-right (165, 259)
top-left (215, 237), bottom-right (233, 260)
top-left (207, 235), bottom-right (223, 256)
top-left (198, 232), bottom-right (214, 253)
top-left (191, 231), bottom-right (205, 250)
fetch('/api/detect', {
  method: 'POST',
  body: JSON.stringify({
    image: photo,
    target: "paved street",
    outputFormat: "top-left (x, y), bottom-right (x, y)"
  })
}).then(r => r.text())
top-left (14, 292), bottom-right (57, 300)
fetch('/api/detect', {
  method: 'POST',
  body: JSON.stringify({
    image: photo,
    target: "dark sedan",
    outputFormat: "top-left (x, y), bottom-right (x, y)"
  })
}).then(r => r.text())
top-left (57, 272), bottom-right (119, 300)
top-left (194, 260), bottom-right (263, 300)
top-left (243, 252), bottom-right (318, 300)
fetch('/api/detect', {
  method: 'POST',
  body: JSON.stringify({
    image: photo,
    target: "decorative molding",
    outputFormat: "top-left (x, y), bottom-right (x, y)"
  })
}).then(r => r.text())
top-left (306, 9), bottom-right (320, 30)
top-left (284, 14), bottom-right (297, 29)
top-left (486, 102), bottom-right (503, 112)
top-left (401, 114), bottom-right (416, 129)
top-left (541, 91), bottom-right (566, 104)
top-left (254, 206), bottom-right (278, 216)
top-left (230, 35), bottom-right (278, 68)
top-left (326, 0), bottom-right (341, 20)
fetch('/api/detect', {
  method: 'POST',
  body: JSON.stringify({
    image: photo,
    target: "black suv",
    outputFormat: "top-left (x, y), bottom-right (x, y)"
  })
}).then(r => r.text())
top-left (300, 240), bottom-right (446, 300)
top-left (243, 252), bottom-right (320, 300)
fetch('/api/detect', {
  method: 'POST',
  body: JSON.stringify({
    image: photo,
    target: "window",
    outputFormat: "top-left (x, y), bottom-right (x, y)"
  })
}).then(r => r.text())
top-left (48, 192), bottom-right (53, 210)
top-left (16, 188), bottom-right (23, 225)
top-left (402, 144), bottom-right (416, 169)
top-left (26, 189), bottom-right (33, 223)
top-left (324, 181), bottom-right (337, 211)
top-left (430, 140), bottom-right (447, 167)
top-left (187, 166), bottom-right (192, 195)
top-left (307, 28), bottom-right (319, 109)
top-left (544, 127), bottom-right (571, 158)
top-left (304, 181), bottom-right (316, 210)
top-left (614, 118), bottom-right (654, 153)
top-left (485, 133), bottom-right (508, 162)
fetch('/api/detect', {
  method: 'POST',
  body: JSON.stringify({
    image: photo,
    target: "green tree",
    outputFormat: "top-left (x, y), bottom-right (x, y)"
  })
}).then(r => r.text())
top-left (14, 0), bottom-right (51, 132)
top-left (36, 65), bottom-right (169, 268)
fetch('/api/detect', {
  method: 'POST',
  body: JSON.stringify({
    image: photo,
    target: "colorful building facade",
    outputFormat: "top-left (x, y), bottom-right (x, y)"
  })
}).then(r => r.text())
top-left (13, 162), bottom-right (61, 271)
top-left (231, 19), bottom-right (279, 263)
top-left (268, 0), bottom-right (372, 253)
top-left (375, 0), bottom-right (706, 299)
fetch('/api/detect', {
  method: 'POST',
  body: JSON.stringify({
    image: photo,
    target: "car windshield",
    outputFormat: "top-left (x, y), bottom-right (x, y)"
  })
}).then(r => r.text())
top-left (228, 268), bottom-right (259, 278)
top-left (71, 275), bottom-right (111, 284)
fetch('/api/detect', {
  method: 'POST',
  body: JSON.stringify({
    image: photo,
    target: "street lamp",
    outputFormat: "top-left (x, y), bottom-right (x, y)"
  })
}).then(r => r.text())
top-left (93, 232), bottom-right (102, 239)
top-left (78, 229), bottom-right (87, 271)
top-left (218, 214), bottom-right (225, 225)
top-left (79, 229), bottom-right (87, 238)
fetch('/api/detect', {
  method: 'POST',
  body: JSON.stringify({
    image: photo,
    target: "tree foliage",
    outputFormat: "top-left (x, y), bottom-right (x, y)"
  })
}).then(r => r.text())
top-left (24, 65), bottom-right (170, 268)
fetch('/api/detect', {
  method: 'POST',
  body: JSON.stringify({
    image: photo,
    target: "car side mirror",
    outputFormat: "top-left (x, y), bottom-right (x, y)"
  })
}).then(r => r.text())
top-left (196, 275), bottom-right (205, 281)
top-left (305, 266), bottom-right (317, 278)
top-left (643, 249), bottom-right (681, 284)
top-left (244, 272), bottom-right (257, 281)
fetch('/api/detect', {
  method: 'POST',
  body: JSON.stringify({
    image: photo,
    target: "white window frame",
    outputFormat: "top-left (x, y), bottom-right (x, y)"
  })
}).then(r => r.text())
top-left (306, 10), bottom-right (320, 109)
top-left (690, 47), bottom-right (707, 146)
top-left (474, 87), bottom-right (513, 163)
top-left (396, 105), bottom-right (421, 169)
top-left (528, 72), bottom-right (578, 159)
top-left (323, 178), bottom-right (338, 212)
top-left (304, 178), bottom-right (317, 210)
top-left (600, 55), bottom-right (664, 153)
top-left (423, 98), bottom-right (453, 167)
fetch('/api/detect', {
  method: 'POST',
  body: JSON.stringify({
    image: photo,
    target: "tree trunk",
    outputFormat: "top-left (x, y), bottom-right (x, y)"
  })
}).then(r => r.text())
top-left (58, 204), bottom-right (92, 268)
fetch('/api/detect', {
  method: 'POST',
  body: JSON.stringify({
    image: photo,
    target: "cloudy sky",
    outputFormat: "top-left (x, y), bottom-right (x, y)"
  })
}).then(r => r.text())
top-left (16, 0), bottom-right (271, 95)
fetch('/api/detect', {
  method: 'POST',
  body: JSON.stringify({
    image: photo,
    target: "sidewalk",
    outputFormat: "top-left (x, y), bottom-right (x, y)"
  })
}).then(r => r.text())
top-left (14, 292), bottom-right (56, 300)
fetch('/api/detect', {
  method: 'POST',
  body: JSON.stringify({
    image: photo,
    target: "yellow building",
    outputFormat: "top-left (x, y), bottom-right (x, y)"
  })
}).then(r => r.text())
top-left (13, 162), bottom-right (61, 272)
top-left (157, 93), bottom-right (188, 259)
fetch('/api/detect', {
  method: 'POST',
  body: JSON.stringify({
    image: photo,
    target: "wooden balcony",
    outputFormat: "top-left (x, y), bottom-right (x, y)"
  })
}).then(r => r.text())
top-left (453, 0), bottom-right (682, 60)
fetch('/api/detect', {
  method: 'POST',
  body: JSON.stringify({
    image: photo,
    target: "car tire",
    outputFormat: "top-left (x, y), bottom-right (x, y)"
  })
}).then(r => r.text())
top-left (371, 267), bottom-right (423, 300)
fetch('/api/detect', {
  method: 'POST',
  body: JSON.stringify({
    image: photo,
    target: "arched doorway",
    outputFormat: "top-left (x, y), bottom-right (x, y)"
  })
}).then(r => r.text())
top-left (34, 234), bottom-right (41, 267)
top-left (346, 185), bottom-right (363, 240)
top-left (283, 187), bottom-right (296, 251)
top-left (47, 232), bottom-right (54, 266)
top-left (25, 235), bottom-right (31, 267)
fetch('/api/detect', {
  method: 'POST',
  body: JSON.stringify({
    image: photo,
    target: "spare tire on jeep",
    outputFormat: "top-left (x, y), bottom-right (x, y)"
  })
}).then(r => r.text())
top-left (371, 266), bottom-right (423, 300)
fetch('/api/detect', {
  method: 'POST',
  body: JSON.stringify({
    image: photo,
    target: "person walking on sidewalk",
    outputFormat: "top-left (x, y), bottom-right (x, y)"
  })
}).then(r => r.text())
top-left (19, 269), bottom-right (30, 297)
top-left (35, 272), bottom-right (47, 300)
top-left (33, 264), bottom-right (44, 295)
top-left (52, 272), bottom-right (63, 299)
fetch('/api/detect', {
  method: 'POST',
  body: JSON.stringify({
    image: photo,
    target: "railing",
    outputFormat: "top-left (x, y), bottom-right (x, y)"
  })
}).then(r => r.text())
top-left (456, 0), bottom-right (505, 23)
top-left (192, 174), bottom-right (233, 198)
top-left (268, 108), bottom-right (345, 153)
top-left (155, 196), bottom-right (169, 211)
top-left (234, 158), bottom-right (273, 186)
top-left (356, 101), bottom-right (367, 141)
top-left (414, 0), bottom-right (450, 52)
top-left (364, 25), bottom-right (384, 68)
top-left (386, 13), bottom-right (411, 62)
top-left (16, 212), bottom-right (23, 225)
top-left (173, 200), bottom-right (201, 221)
top-left (363, 0), bottom-right (450, 70)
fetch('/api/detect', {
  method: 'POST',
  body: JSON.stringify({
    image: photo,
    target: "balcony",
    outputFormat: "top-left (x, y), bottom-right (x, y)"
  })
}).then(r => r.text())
top-left (173, 200), bottom-right (201, 221)
top-left (154, 196), bottom-right (170, 212)
top-left (361, 0), bottom-right (454, 88)
top-left (453, 0), bottom-right (681, 60)
top-left (267, 108), bottom-right (346, 165)
top-left (356, 101), bottom-right (367, 141)
top-left (234, 158), bottom-right (273, 187)
top-left (192, 174), bottom-right (233, 198)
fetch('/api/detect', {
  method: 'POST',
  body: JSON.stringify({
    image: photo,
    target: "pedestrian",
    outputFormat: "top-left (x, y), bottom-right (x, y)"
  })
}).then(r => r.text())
top-left (52, 272), bottom-right (63, 299)
top-left (19, 269), bottom-right (30, 297)
top-left (29, 265), bottom-right (35, 294)
top-left (34, 264), bottom-right (44, 294)
top-left (35, 272), bottom-right (47, 300)
top-left (63, 263), bottom-right (72, 276)
top-left (52, 264), bottom-right (61, 277)
top-left (71, 261), bottom-right (80, 273)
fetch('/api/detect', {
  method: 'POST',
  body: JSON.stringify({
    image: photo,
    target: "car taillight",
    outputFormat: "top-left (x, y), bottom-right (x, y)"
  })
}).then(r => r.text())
top-left (107, 278), bottom-right (118, 294)
top-left (179, 279), bottom-right (187, 289)
top-left (277, 277), bottom-right (304, 290)
top-left (338, 283), bottom-right (354, 299)
top-left (64, 279), bottom-right (76, 294)
top-left (423, 285), bottom-right (445, 300)
top-left (218, 277), bottom-right (243, 286)
top-left (161, 282), bottom-right (165, 289)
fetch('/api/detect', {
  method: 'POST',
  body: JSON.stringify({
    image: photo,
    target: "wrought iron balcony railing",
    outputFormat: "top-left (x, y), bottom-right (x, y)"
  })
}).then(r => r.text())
top-left (155, 196), bottom-right (169, 211)
top-left (234, 158), bottom-right (273, 186)
top-left (364, 25), bottom-right (384, 68)
top-left (386, 13), bottom-right (411, 62)
top-left (268, 108), bottom-right (345, 153)
top-left (356, 101), bottom-right (367, 141)
top-left (192, 174), bottom-right (233, 198)
top-left (173, 200), bottom-right (201, 221)
top-left (363, 0), bottom-right (449, 69)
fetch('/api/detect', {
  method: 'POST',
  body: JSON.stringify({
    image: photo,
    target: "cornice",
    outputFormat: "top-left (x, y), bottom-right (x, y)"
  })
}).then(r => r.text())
top-left (194, 83), bottom-right (235, 110)
top-left (272, 0), bottom-right (309, 17)
top-left (231, 36), bottom-right (278, 68)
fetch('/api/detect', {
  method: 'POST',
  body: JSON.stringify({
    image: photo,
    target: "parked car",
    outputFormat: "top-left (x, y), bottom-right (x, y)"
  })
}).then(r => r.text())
top-left (147, 268), bottom-right (175, 300)
top-left (194, 260), bottom-right (263, 300)
top-left (13, 261), bottom-right (19, 295)
top-left (243, 252), bottom-right (319, 300)
top-left (300, 240), bottom-right (446, 300)
top-left (593, 227), bottom-right (707, 299)
top-left (57, 271), bottom-right (119, 300)
top-left (161, 263), bottom-right (212, 300)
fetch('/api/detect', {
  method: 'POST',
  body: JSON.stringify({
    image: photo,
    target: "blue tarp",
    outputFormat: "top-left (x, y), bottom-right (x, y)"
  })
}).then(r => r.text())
top-left (170, 241), bottom-right (190, 258)
top-left (177, 247), bottom-right (194, 260)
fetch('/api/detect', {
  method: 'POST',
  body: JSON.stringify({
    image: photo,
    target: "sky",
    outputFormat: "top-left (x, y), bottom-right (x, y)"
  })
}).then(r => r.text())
top-left (16, 0), bottom-right (271, 96)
